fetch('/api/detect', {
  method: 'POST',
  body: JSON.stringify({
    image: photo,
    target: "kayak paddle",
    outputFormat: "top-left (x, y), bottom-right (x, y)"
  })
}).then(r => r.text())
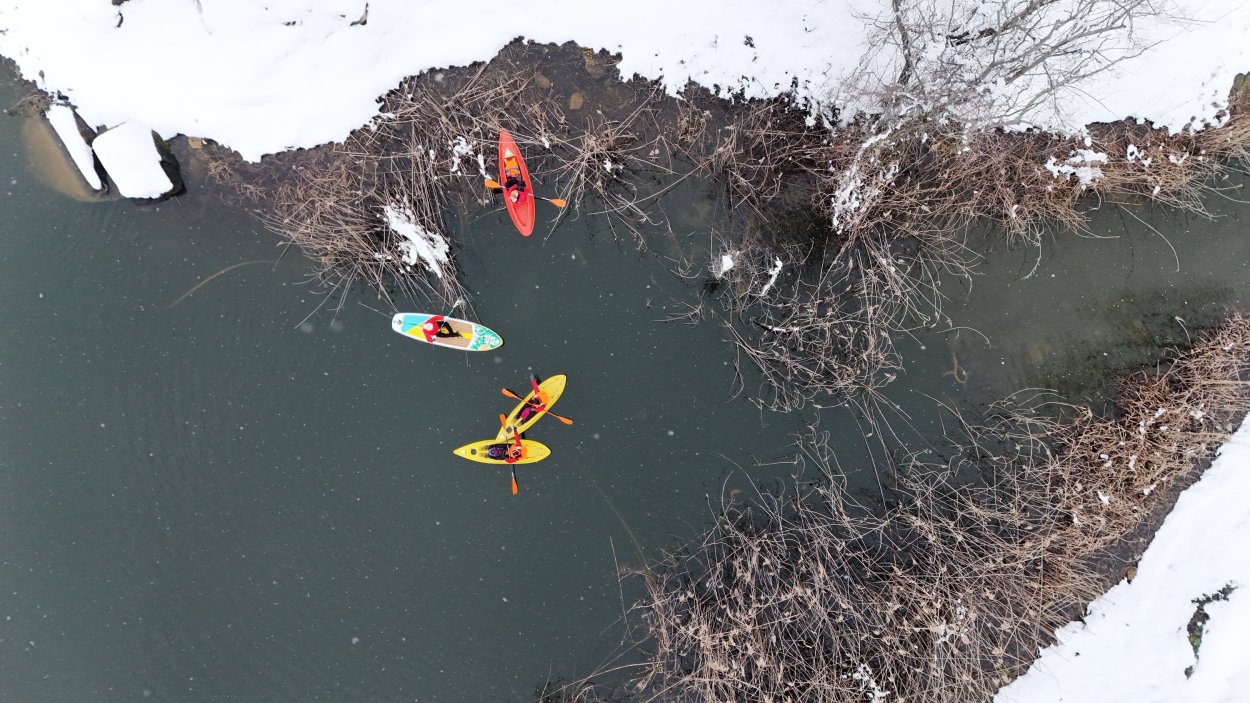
top-left (501, 387), bottom-right (574, 425)
top-left (496, 413), bottom-right (520, 495)
top-left (483, 178), bottom-right (567, 208)
top-left (441, 298), bottom-right (474, 339)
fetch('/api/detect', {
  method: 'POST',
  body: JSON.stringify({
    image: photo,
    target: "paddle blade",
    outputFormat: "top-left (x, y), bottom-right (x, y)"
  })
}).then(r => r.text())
top-left (501, 388), bottom-right (524, 402)
top-left (499, 413), bottom-right (507, 427)
top-left (484, 178), bottom-right (503, 190)
top-left (511, 468), bottom-right (519, 495)
top-left (548, 198), bottom-right (567, 208)
top-left (552, 413), bottom-right (574, 426)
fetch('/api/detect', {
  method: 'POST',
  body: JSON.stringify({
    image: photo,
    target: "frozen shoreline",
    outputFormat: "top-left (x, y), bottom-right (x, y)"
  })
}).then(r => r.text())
top-left (995, 409), bottom-right (1250, 703)
top-left (1, 1), bottom-right (1249, 162)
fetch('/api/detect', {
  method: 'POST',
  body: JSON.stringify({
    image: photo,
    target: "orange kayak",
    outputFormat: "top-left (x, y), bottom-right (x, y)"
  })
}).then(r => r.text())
top-left (498, 129), bottom-right (536, 236)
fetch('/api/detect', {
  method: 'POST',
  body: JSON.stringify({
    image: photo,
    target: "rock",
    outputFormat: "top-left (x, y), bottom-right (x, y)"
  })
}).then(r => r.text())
top-left (44, 105), bottom-right (107, 193)
top-left (568, 92), bottom-right (584, 111)
top-left (583, 48), bottom-right (607, 79)
top-left (532, 73), bottom-right (551, 90)
top-left (92, 123), bottom-right (185, 202)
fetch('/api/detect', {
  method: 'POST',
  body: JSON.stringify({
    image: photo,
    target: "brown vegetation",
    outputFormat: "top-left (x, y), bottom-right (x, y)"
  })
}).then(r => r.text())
top-left (703, 85), bottom-right (1250, 411)
top-left (199, 42), bottom-right (689, 312)
top-left (621, 314), bottom-right (1250, 703)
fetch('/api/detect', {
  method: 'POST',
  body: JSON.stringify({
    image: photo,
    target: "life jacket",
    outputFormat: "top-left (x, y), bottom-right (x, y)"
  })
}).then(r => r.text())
top-left (503, 150), bottom-right (527, 202)
top-left (503, 431), bottom-right (526, 463)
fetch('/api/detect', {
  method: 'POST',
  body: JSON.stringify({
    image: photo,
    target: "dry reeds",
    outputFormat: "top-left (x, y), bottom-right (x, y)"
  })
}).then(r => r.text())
top-left (202, 42), bottom-right (687, 305)
top-left (697, 84), bottom-right (1250, 411)
top-left (628, 314), bottom-right (1250, 703)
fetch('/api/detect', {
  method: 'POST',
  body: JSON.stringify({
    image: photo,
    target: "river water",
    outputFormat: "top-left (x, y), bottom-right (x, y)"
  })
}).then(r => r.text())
top-left (2, 64), bottom-right (1249, 702)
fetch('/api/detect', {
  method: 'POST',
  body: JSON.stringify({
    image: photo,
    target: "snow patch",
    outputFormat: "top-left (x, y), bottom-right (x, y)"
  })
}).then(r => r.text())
top-left (45, 104), bottom-right (101, 190)
top-left (90, 122), bottom-right (172, 198)
top-left (383, 203), bottom-right (449, 277)
top-left (757, 257), bottom-right (783, 297)
top-left (1045, 149), bottom-right (1109, 188)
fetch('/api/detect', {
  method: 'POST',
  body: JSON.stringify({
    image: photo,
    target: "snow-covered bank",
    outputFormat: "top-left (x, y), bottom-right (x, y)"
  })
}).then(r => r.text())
top-left (1, 1), bottom-right (1249, 161)
top-left (996, 408), bottom-right (1250, 703)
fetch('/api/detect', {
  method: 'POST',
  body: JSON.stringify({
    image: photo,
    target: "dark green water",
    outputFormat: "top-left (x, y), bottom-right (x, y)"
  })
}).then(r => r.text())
top-left (0, 74), bottom-right (808, 702)
top-left (3, 66), bottom-right (1250, 703)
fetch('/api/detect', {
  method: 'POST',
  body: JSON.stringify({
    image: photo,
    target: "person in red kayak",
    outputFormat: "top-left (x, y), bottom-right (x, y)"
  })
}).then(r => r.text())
top-left (485, 429), bottom-right (526, 463)
top-left (502, 149), bottom-right (529, 205)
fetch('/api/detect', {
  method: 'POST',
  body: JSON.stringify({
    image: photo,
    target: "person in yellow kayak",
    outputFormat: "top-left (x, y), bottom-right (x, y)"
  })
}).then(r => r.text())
top-left (502, 149), bottom-right (529, 205)
top-left (485, 429), bottom-right (526, 463)
top-left (516, 375), bottom-right (547, 424)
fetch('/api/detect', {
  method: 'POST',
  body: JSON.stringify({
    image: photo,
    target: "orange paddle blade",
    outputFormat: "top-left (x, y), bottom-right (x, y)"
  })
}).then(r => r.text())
top-left (511, 471), bottom-right (519, 495)
top-left (548, 198), bottom-right (567, 208)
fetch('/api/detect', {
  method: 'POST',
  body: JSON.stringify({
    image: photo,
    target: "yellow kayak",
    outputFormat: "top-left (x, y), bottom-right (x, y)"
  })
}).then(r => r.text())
top-left (497, 374), bottom-right (567, 440)
top-left (453, 437), bottom-right (551, 465)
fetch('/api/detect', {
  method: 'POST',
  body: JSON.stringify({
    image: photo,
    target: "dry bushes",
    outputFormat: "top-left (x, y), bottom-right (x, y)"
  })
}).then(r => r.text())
top-left (201, 43), bottom-right (685, 306)
top-left (629, 314), bottom-right (1250, 703)
top-left (202, 65), bottom-right (534, 310)
top-left (698, 84), bottom-right (1250, 411)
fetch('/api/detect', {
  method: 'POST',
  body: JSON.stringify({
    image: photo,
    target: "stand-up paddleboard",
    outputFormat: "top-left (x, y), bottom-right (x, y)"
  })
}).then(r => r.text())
top-left (497, 374), bottom-right (567, 440)
top-left (453, 437), bottom-right (551, 465)
top-left (391, 312), bottom-right (503, 351)
top-left (498, 129), bottom-right (537, 237)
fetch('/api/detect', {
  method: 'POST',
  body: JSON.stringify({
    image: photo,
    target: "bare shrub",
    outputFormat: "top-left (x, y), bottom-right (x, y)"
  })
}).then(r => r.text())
top-left (629, 314), bottom-right (1250, 703)
top-left (846, 0), bottom-right (1163, 129)
top-left (200, 42), bottom-right (688, 302)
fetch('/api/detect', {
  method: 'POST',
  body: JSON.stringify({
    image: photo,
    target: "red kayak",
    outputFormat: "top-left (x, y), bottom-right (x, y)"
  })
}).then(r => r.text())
top-left (498, 129), bottom-right (536, 237)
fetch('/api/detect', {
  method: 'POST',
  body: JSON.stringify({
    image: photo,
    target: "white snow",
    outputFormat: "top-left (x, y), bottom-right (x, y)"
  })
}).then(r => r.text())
top-left (447, 135), bottom-right (485, 176)
top-left (1045, 149), bottom-right (1110, 187)
top-left (1, 1), bottom-right (1248, 163)
top-left (383, 203), bottom-right (449, 277)
top-left (995, 408), bottom-right (1250, 703)
top-left (89, 122), bottom-right (172, 198)
top-left (757, 257), bottom-right (784, 297)
top-left (716, 253), bottom-right (734, 277)
top-left (45, 104), bottom-right (101, 190)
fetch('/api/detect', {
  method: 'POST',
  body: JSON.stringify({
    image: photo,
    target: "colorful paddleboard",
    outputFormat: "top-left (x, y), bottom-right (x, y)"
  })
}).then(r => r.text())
top-left (391, 312), bottom-right (503, 351)
top-left (498, 129), bottom-right (537, 237)
top-left (453, 437), bottom-right (551, 465)
top-left (496, 374), bottom-right (567, 440)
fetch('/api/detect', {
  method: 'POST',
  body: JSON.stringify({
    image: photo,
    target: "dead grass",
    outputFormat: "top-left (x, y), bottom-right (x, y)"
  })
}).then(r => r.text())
top-left (623, 314), bottom-right (1250, 703)
top-left (696, 86), bottom-right (1250, 411)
